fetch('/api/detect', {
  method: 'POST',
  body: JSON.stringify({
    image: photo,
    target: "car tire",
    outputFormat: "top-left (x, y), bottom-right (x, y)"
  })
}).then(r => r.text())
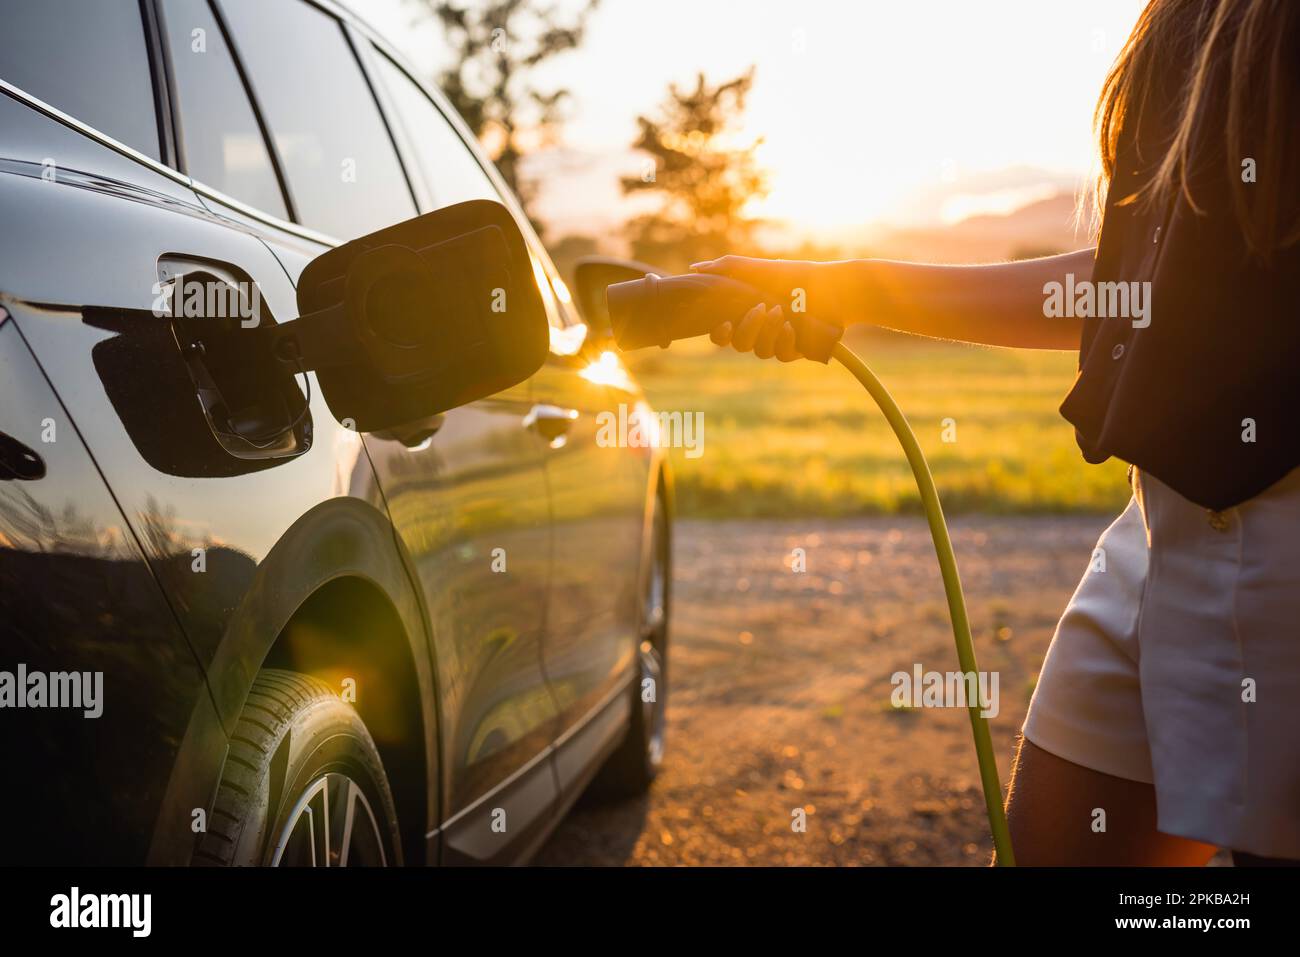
top-left (194, 669), bottom-right (402, 866)
top-left (591, 490), bottom-right (670, 799)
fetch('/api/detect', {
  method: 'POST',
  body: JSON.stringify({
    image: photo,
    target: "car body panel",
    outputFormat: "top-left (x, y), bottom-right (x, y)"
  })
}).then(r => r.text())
top-left (530, 341), bottom-right (650, 797)
top-left (0, 0), bottom-right (671, 866)
top-left (341, 21), bottom-right (667, 786)
top-left (0, 87), bottom-right (440, 860)
top-left (267, 232), bottom-right (563, 864)
top-left (0, 312), bottom-right (215, 864)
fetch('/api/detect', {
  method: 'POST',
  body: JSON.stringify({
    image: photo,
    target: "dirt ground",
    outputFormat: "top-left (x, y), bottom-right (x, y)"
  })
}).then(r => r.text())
top-left (534, 514), bottom-right (1114, 866)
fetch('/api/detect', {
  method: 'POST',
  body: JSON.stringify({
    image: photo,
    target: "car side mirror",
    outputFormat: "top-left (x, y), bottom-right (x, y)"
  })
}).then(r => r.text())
top-left (571, 256), bottom-right (665, 344)
top-left (281, 199), bottom-right (550, 432)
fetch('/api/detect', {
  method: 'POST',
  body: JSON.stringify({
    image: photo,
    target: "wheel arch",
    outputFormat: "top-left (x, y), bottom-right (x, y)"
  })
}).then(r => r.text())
top-left (261, 575), bottom-right (429, 868)
top-left (152, 497), bottom-right (440, 866)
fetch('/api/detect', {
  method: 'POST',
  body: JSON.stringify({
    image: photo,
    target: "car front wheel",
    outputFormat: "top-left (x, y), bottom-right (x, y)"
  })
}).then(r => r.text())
top-left (194, 670), bottom-right (402, 866)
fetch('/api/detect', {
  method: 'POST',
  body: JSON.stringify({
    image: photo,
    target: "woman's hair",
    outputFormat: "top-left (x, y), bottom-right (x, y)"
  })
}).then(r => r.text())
top-left (1094, 0), bottom-right (1300, 257)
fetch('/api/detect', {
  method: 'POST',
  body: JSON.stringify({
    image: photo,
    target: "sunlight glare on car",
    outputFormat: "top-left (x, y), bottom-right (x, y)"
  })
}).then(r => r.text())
top-left (548, 322), bottom-right (588, 356)
top-left (579, 349), bottom-right (636, 391)
top-left (550, 274), bottom-right (573, 305)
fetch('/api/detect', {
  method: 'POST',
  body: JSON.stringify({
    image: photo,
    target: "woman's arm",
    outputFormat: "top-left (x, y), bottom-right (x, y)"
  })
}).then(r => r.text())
top-left (693, 248), bottom-right (1095, 353)
top-left (845, 249), bottom-right (1094, 349)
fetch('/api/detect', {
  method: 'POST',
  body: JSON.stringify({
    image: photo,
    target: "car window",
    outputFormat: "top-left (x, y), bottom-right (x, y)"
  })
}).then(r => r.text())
top-left (369, 51), bottom-right (500, 210)
top-left (0, 0), bottom-right (160, 159)
top-left (370, 49), bottom-right (578, 332)
top-left (160, 0), bottom-right (287, 218)
top-left (218, 0), bottom-right (415, 239)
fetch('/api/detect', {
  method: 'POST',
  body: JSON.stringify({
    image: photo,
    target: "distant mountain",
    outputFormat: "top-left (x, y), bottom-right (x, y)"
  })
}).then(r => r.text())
top-left (871, 191), bottom-right (1093, 263)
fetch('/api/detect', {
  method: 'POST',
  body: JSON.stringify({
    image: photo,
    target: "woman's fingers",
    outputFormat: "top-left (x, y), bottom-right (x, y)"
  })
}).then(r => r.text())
top-left (712, 305), bottom-right (805, 362)
top-left (753, 305), bottom-right (785, 359)
top-left (690, 255), bottom-right (764, 279)
top-left (774, 321), bottom-right (802, 362)
top-left (730, 302), bottom-right (767, 353)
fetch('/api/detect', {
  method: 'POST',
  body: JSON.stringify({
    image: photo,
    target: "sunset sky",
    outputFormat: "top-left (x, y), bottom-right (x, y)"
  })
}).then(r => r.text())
top-left (354, 0), bottom-right (1148, 245)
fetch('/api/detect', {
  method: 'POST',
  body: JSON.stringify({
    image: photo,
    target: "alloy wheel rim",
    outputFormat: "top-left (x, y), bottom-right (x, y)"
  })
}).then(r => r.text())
top-left (270, 771), bottom-right (388, 867)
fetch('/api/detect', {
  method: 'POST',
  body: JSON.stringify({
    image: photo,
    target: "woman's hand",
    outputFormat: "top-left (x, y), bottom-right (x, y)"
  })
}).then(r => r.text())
top-left (690, 255), bottom-right (826, 299)
top-left (710, 302), bottom-right (803, 362)
top-left (692, 256), bottom-right (831, 361)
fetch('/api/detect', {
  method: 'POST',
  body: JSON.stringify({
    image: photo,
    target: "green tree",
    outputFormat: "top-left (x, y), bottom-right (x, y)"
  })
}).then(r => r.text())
top-left (621, 68), bottom-right (768, 271)
top-left (409, 0), bottom-right (599, 230)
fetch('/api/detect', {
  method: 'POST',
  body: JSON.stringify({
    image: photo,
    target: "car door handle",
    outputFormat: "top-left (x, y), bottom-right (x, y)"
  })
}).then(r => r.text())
top-left (523, 403), bottom-right (579, 444)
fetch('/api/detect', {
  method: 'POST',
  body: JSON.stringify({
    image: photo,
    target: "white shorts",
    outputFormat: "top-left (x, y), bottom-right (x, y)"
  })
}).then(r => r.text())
top-left (1023, 466), bottom-right (1300, 858)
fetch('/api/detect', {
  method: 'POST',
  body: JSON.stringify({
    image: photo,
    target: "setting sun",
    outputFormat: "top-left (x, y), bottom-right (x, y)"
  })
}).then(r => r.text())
top-left (358, 0), bottom-right (1144, 245)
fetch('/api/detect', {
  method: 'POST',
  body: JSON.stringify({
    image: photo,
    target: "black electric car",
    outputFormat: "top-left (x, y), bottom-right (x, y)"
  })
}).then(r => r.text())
top-left (0, 0), bottom-right (671, 865)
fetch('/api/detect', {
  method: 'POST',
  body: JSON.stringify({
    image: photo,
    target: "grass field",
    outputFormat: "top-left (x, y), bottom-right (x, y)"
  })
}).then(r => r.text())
top-left (621, 327), bottom-right (1130, 518)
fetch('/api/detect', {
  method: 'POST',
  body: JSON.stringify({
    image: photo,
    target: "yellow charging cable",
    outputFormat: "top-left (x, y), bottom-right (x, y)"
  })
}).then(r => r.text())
top-left (832, 340), bottom-right (1015, 866)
